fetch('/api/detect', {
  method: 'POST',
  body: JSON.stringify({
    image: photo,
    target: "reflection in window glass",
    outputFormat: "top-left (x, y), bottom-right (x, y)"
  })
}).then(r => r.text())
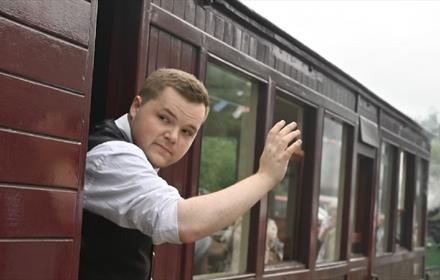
top-left (193, 63), bottom-right (258, 277)
top-left (265, 96), bottom-right (303, 266)
top-left (413, 159), bottom-right (426, 247)
top-left (396, 152), bottom-right (407, 247)
top-left (375, 143), bottom-right (396, 255)
top-left (317, 117), bottom-right (347, 263)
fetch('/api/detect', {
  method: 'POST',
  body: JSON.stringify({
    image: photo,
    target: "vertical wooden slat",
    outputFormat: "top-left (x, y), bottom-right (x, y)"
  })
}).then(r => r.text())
top-left (184, 0), bottom-right (196, 25)
top-left (223, 20), bottom-right (233, 46)
top-left (180, 42), bottom-right (194, 73)
top-left (160, 0), bottom-right (173, 12)
top-left (169, 37), bottom-right (182, 69)
top-left (195, 5), bottom-right (206, 30)
top-left (135, 0), bottom-right (151, 94)
top-left (205, 9), bottom-right (215, 36)
top-left (241, 30), bottom-right (250, 55)
top-left (214, 15), bottom-right (224, 41)
top-left (249, 35), bottom-right (257, 58)
top-left (147, 26), bottom-right (159, 76)
top-left (156, 30), bottom-right (171, 68)
top-left (172, 0), bottom-right (185, 19)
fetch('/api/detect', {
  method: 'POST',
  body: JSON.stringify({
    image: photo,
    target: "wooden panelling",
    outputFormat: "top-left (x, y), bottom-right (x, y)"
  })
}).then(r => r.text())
top-left (184, 0), bottom-right (196, 25)
top-left (157, 30), bottom-right (172, 69)
top-left (0, 186), bottom-right (76, 237)
top-left (0, 130), bottom-right (80, 189)
top-left (381, 111), bottom-right (403, 135)
top-left (195, 5), bottom-right (206, 30)
top-left (348, 268), bottom-right (368, 280)
top-left (181, 41), bottom-right (197, 73)
top-left (0, 73), bottom-right (84, 140)
top-left (392, 260), bottom-right (414, 280)
top-left (0, 240), bottom-right (74, 280)
top-left (0, 0), bottom-right (91, 46)
top-left (359, 96), bottom-right (378, 123)
top-left (147, 25), bottom-right (159, 76)
top-left (0, 0), bottom-right (97, 279)
top-left (402, 126), bottom-right (418, 145)
top-left (145, 24), bottom-right (200, 280)
top-left (172, 0), bottom-right (185, 19)
top-left (148, 26), bottom-right (198, 75)
top-left (0, 16), bottom-right (87, 93)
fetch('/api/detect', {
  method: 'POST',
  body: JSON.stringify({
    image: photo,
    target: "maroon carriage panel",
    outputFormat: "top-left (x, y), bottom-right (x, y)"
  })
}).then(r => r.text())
top-left (0, 0), bottom-right (91, 46)
top-left (0, 130), bottom-right (81, 189)
top-left (0, 186), bottom-right (76, 237)
top-left (0, 0), bottom-right (97, 279)
top-left (0, 16), bottom-right (87, 93)
top-left (0, 73), bottom-right (85, 140)
top-left (0, 241), bottom-right (75, 280)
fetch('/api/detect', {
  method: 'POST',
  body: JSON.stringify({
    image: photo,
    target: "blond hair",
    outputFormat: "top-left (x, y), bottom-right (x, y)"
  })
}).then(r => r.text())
top-left (139, 68), bottom-right (209, 113)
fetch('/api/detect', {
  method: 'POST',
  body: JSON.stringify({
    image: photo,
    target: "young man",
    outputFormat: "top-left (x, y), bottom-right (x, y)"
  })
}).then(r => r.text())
top-left (79, 68), bottom-right (302, 280)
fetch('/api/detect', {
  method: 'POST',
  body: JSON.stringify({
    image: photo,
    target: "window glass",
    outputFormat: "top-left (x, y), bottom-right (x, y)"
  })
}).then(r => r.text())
top-left (396, 151), bottom-right (407, 247)
top-left (193, 63), bottom-right (258, 277)
top-left (265, 96), bottom-right (304, 266)
top-left (375, 143), bottom-right (396, 255)
top-left (413, 159), bottom-right (427, 247)
top-left (316, 117), bottom-right (347, 263)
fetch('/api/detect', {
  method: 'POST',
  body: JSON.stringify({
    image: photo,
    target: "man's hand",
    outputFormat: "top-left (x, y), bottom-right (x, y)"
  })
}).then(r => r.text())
top-left (178, 120), bottom-right (301, 243)
top-left (257, 120), bottom-right (302, 186)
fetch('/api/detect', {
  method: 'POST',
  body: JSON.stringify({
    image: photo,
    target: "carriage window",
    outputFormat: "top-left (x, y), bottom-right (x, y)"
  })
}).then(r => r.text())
top-left (316, 117), bottom-right (348, 263)
top-left (265, 96), bottom-right (304, 266)
top-left (396, 151), bottom-right (408, 248)
top-left (413, 159), bottom-right (427, 247)
top-left (375, 143), bottom-right (397, 255)
top-left (351, 153), bottom-right (374, 257)
top-left (193, 63), bottom-right (258, 277)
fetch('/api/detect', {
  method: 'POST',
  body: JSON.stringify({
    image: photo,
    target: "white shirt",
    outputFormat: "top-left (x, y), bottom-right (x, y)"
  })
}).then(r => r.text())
top-left (83, 114), bottom-right (183, 245)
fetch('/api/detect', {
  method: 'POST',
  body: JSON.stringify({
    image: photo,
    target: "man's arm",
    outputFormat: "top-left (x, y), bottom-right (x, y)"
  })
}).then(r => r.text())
top-left (177, 120), bottom-right (302, 243)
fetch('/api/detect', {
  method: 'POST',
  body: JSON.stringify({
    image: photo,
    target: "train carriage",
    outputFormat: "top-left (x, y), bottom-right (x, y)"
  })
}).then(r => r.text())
top-left (0, 0), bottom-right (431, 279)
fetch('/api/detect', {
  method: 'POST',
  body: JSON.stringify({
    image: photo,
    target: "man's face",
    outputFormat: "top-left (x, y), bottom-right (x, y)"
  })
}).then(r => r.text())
top-left (129, 87), bottom-right (206, 168)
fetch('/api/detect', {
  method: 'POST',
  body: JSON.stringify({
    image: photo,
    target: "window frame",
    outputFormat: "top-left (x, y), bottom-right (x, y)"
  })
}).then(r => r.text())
top-left (374, 140), bottom-right (399, 257)
top-left (315, 111), bottom-right (355, 266)
top-left (192, 58), bottom-right (266, 278)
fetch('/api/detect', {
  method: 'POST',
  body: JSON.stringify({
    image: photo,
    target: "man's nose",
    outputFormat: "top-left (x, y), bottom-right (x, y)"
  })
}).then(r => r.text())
top-left (164, 127), bottom-right (178, 143)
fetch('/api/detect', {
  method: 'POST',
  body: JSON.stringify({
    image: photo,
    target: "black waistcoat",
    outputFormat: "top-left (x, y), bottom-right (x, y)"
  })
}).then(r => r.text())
top-left (79, 120), bottom-right (153, 280)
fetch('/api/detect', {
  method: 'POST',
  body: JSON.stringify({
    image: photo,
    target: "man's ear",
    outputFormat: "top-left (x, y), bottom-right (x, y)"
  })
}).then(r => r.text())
top-left (129, 95), bottom-right (142, 120)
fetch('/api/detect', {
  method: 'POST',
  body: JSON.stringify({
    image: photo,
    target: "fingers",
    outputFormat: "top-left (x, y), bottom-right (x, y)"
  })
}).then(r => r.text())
top-left (286, 138), bottom-right (302, 155)
top-left (267, 120), bottom-right (287, 137)
top-left (268, 120), bottom-right (298, 139)
top-left (279, 121), bottom-right (298, 136)
top-left (282, 129), bottom-right (301, 145)
top-left (266, 120), bottom-right (302, 155)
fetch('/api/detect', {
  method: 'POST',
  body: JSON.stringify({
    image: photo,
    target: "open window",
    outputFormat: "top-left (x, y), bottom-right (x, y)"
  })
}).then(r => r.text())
top-left (396, 151), bottom-right (415, 249)
top-left (351, 152), bottom-right (374, 257)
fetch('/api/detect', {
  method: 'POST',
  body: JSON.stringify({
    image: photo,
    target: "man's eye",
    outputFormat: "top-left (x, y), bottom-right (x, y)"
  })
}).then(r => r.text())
top-left (182, 129), bottom-right (194, 137)
top-left (159, 115), bottom-right (169, 123)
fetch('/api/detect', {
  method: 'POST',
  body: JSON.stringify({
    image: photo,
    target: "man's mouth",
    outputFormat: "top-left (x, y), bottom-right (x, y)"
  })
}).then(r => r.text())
top-left (154, 143), bottom-right (172, 155)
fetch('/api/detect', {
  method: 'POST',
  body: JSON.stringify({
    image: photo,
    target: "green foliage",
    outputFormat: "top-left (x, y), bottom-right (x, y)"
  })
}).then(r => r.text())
top-left (418, 111), bottom-right (440, 268)
top-left (427, 237), bottom-right (440, 267)
top-left (199, 137), bottom-right (237, 194)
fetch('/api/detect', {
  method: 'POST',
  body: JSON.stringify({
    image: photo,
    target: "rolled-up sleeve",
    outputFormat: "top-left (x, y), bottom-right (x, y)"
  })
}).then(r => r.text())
top-left (84, 141), bottom-right (183, 245)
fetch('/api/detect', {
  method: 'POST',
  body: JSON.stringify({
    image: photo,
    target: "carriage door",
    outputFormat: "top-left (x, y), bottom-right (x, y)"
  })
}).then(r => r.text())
top-left (349, 144), bottom-right (376, 280)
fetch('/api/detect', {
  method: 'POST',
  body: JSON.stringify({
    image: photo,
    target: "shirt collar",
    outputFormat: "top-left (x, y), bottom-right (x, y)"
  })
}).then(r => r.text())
top-left (115, 114), bottom-right (160, 173)
top-left (114, 114), bottom-right (133, 143)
